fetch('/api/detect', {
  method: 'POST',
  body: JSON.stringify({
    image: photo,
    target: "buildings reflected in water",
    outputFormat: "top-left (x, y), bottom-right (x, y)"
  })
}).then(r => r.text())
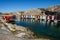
top-left (57, 21), bottom-right (60, 27)
top-left (16, 19), bottom-right (60, 39)
top-left (20, 19), bottom-right (60, 27)
top-left (20, 19), bottom-right (35, 23)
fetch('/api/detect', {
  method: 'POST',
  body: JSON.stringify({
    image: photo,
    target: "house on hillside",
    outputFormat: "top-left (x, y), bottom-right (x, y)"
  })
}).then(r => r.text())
top-left (21, 11), bottom-right (40, 19)
top-left (45, 11), bottom-right (57, 21)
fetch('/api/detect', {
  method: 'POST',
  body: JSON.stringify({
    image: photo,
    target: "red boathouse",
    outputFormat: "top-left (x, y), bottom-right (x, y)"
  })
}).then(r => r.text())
top-left (2, 14), bottom-right (16, 22)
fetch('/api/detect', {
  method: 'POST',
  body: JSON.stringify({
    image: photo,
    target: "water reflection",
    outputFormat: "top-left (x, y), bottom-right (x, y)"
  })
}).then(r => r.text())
top-left (20, 19), bottom-right (59, 27)
top-left (57, 21), bottom-right (60, 27)
top-left (20, 19), bottom-right (35, 23)
top-left (16, 18), bottom-right (60, 27)
top-left (16, 19), bottom-right (60, 39)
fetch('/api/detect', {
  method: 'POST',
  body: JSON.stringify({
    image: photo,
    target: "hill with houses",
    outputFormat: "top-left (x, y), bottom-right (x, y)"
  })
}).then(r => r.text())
top-left (0, 5), bottom-right (60, 20)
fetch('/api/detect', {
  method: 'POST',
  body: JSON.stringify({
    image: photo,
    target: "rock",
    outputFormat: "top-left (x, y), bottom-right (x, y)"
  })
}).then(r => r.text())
top-left (0, 29), bottom-right (12, 35)
top-left (15, 32), bottom-right (26, 38)
top-left (14, 24), bottom-right (26, 31)
top-left (0, 18), bottom-right (37, 39)
top-left (1, 24), bottom-right (10, 32)
top-left (0, 33), bottom-right (24, 40)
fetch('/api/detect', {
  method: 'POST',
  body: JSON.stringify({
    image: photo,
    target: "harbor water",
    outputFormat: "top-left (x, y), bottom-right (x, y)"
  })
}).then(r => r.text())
top-left (15, 19), bottom-right (60, 39)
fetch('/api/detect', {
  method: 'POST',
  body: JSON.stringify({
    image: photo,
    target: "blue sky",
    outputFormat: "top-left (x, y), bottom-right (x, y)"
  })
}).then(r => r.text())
top-left (0, 0), bottom-right (60, 13)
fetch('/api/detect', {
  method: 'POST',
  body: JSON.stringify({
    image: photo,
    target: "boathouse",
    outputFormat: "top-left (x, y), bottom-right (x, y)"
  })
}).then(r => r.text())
top-left (45, 11), bottom-right (57, 21)
top-left (2, 14), bottom-right (16, 22)
top-left (21, 15), bottom-right (40, 19)
top-left (20, 10), bottom-right (59, 21)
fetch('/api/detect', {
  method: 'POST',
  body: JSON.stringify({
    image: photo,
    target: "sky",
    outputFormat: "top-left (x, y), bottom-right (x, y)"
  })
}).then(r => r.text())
top-left (0, 0), bottom-right (60, 13)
